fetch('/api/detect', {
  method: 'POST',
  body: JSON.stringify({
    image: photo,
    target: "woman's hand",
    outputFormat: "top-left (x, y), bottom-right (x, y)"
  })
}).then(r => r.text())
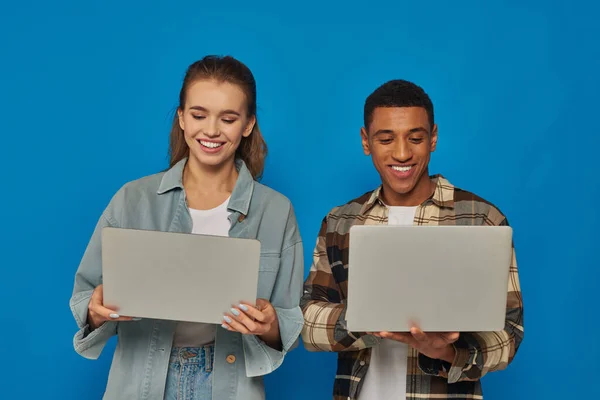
top-left (87, 284), bottom-right (135, 330)
top-left (222, 299), bottom-right (282, 350)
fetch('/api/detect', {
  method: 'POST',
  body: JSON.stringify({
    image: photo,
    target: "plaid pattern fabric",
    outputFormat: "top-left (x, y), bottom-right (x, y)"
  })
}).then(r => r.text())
top-left (300, 175), bottom-right (524, 400)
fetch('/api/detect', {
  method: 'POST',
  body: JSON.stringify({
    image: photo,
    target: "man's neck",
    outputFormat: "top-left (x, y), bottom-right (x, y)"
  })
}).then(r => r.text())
top-left (381, 173), bottom-right (436, 207)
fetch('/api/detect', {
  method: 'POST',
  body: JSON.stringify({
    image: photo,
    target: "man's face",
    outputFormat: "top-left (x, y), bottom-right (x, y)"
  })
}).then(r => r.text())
top-left (361, 107), bottom-right (438, 206)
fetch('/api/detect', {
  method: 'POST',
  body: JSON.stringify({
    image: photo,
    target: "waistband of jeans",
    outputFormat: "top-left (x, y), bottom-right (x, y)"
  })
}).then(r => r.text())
top-left (170, 345), bottom-right (215, 365)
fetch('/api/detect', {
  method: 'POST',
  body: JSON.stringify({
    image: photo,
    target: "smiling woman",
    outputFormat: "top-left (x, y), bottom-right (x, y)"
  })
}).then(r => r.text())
top-left (169, 56), bottom-right (267, 180)
top-left (69, 55), bottom-right (305, 400)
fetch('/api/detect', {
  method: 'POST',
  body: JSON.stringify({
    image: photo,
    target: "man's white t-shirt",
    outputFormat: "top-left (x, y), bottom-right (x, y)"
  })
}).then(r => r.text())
top-left (358, 206), bottom-right (417, 400)
top-left (172, 197), bottom-right (231, 347)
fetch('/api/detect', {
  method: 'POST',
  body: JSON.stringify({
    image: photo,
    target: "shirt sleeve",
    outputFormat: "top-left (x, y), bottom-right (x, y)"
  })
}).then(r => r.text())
top-left (243, 206), bottom-right (305, 377)
top-left (418, 218), bottom-right (525, 383)
top-left (300, 216), bottom-right (379, 352)
top-left (69, 212), bottom-right (119, 359)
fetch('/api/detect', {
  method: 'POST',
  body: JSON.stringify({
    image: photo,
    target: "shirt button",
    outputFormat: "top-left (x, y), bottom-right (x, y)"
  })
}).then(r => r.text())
top-left (359, 361), bottom-right (366, 366)
top-left (226, 355), bottom-right (236, 364)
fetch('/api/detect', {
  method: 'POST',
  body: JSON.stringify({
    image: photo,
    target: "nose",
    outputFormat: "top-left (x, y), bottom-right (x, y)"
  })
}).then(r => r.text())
top-left (203, 117), bottom-right (220, 138)
top-left (391, 139), bottom-right (412, 162)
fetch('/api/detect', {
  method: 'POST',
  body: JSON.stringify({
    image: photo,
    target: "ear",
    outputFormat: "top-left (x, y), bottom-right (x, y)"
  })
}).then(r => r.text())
top-left (361, 127), bottom-right (371, 156)
top-left (430, 124), bottom-right (438, 152)
top-left (177, 108), bottom-right (185, 131)
top-left (243, 115), bottom-right (256, 138)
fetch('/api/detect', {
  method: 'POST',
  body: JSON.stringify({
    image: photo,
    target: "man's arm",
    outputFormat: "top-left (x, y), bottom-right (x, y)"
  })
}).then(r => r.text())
top-left (419, 218), bottom-right (525, 383)
top-left (300, 216), bottom-right (379, 352)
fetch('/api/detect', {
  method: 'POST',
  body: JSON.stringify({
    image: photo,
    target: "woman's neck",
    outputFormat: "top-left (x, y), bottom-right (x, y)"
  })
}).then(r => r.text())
top-left (183, 156), bottom-right (238, 210)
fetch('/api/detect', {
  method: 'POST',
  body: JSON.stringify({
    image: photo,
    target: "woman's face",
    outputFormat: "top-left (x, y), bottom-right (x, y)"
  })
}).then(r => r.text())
top-left (178, 79), bottom-right (255, 170)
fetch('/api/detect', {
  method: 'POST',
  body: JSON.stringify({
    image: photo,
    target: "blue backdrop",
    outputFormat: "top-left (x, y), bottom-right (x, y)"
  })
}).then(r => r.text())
top-left (1, 1), bottom-right (598, 398)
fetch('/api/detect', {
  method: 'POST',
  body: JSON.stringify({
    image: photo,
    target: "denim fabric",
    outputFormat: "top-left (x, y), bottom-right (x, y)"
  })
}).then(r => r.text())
top-left (164, 346), bottom-right (214, 400)
top-left (70, 158), bottom-right (305, 400)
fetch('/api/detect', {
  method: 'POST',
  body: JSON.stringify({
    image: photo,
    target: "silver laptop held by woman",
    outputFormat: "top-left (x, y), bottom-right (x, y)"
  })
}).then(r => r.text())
top-left (101, 227), bottom-right (261, 324)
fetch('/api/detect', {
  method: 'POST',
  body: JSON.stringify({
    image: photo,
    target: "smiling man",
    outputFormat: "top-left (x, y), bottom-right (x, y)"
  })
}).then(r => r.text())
top-left (300, 80), bottom-right (524, 400)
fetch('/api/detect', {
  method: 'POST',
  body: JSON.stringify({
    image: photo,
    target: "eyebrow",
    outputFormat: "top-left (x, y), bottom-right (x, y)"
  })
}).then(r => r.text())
top-left (407, 127), bottom-right (429, 134)
top-left (372, 127), bottom-right (429, 136)
top-left (189, 106), bottom-right (241, 116)
top-left (373, 129), bottom-right (395, 136)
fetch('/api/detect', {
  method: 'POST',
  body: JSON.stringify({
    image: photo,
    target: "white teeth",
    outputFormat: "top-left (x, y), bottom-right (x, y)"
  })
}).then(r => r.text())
top-left (200, 140), bottom-right (223, 148)
top-left (392, 166), bottom-right (412, 172)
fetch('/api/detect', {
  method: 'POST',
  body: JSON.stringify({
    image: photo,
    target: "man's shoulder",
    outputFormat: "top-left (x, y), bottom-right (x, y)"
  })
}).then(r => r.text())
top-left (327, 190), bottom-right (375, 219)
top-left (317, 190), bottom-right (377, 236)
top-left (450, 184), bottom-right (508, 225)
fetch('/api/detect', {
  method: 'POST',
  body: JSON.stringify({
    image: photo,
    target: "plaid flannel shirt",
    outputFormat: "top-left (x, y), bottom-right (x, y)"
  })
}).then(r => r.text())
top-left (300, 175), bottom-right (524, 400)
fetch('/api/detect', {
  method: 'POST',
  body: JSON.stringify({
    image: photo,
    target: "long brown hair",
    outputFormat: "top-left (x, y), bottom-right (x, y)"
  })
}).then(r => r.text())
top-left (168, 55), bottom-right (267, 179)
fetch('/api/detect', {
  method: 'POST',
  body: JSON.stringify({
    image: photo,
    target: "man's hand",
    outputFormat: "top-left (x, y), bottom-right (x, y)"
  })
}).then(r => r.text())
top-left (373, 327), bottom-right (459, 363)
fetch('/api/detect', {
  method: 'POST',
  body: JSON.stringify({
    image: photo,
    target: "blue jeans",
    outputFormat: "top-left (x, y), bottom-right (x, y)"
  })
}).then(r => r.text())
top-left (164, 346), bottom-right (214, 400)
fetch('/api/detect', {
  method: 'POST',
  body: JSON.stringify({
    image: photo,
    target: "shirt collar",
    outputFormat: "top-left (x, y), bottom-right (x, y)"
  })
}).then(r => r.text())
top-left (157, 158), bottom-right (255, 216)
top-left (359, 174), bottom-right (455, 215)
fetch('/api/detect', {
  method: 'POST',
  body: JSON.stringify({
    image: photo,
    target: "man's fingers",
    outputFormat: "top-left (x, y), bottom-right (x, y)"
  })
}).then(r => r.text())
top-left (410, 327), bottom-right (429, 342)
top-left (410, 328), bottom-right (460, 347)
top-left (442, 332), bottom-right (460, 343)
top-left (379, 331), bottom-right (402, 340)
top-left (380, 331), bottom-right (416, 346)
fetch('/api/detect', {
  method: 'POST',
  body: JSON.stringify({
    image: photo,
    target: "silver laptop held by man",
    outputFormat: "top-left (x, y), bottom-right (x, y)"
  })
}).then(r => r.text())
top-left (346, 225), bottom-right (512, 332)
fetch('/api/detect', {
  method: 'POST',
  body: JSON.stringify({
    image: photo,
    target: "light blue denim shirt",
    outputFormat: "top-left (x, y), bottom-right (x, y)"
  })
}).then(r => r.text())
top-left (69, 158), bottom-right (305, 400)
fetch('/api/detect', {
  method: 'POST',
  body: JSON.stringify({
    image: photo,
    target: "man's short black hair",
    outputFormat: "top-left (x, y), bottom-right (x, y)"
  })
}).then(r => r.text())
top-left (364, 79), bottom-right (434, 130)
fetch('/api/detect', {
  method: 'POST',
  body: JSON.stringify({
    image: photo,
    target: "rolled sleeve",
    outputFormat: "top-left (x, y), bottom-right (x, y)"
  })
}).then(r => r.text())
top-left (275, 306), bottom-right (304, 353)
top-left (418, 238), bottom-right (524, 383)
top-left (69, 212), bottom-right (119, 359)
top-left (73, 321), bottom-right (118, 359)
top-left (300, 217), bottom-right (379, 352)
top-left (243, 216), bottom-right (305, 377)
top-left (70, 288), bottom-right (118, 359)
top-left (242, 306), bottom-right (304, 377)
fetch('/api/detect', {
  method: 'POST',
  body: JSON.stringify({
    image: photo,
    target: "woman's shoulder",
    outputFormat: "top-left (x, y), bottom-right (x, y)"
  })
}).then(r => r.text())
top-left (104, 170), bottom-right (172, 218)
top-left (252, 181), bottom-right (293, 212)
top-left (252, 182), bottom-right (301, 248)
top-left (116, 171), bottom-right (167, 199)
